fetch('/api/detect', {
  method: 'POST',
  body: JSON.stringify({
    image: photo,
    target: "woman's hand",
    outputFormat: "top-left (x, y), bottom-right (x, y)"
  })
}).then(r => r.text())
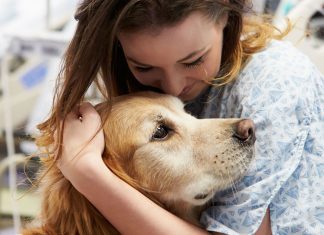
top-left (57, 102), bottom-right (105, 187)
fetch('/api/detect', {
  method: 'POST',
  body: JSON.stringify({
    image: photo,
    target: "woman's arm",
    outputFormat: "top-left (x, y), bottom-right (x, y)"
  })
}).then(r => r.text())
top-left (76, 157), bottom-right (210, 235)
top-left (255, 208), bottom-right (272, 235)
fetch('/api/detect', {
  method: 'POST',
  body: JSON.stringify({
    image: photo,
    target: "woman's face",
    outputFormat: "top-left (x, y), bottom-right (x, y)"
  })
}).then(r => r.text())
top-left (118, 12), bottom-right (227, 101)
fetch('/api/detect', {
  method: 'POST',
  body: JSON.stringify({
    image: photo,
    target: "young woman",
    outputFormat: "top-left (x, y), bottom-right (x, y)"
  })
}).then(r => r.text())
top-left (38, 0), bottom-right (324, 234)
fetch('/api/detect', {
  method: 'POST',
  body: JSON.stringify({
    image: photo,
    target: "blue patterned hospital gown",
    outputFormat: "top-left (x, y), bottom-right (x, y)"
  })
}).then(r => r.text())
top-left (185, 40), bottom-right (324, 235)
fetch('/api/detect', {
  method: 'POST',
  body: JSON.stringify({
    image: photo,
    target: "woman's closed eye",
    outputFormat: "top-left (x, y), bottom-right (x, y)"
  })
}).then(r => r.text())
top-left (135, 66), bottom-right (153, 72)
top-left (184, 55), bottom-right (205, 69)
top-left (133, 54), bottom-right (206, 73)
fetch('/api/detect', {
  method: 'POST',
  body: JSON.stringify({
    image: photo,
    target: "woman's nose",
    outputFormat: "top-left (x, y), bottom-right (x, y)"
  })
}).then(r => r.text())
top-left (161, 71), bottom-right (186, 96)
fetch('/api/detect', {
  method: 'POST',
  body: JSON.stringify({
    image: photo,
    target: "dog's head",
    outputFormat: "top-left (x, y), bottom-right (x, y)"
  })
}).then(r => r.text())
top-left (97, 91), bottom-right (255, 206)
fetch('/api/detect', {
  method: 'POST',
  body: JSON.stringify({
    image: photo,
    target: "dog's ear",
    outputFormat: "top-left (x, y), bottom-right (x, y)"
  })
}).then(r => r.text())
top-left (102, 149), bottom-right (137, 187)
top-left (94, 102), bottom-right (109, 113)
top-left (95, 101), bottom-right (112, 125)
top-left (102, 147), bottom-right (165, 209)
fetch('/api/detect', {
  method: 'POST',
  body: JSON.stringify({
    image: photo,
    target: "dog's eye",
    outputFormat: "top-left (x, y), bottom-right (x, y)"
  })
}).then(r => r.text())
top-left (152, 124), bottom-right (169, 140)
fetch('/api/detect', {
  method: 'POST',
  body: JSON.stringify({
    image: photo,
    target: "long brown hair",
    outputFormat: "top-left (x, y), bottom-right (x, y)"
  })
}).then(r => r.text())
top-left (37, 0), bottom-right (287, 157)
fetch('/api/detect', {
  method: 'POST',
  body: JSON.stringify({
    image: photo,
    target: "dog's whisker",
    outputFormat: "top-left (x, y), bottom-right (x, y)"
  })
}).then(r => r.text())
top-left (249, 150), bottom-right (259, 173)
top-left (227, 172), bottom-right (236, 196)
top-left (227, 169), bottom-right (239, 200)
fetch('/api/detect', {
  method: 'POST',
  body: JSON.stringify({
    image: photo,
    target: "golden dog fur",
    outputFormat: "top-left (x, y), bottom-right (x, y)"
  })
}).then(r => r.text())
top-left (22, 92), bottom-right (255, 235)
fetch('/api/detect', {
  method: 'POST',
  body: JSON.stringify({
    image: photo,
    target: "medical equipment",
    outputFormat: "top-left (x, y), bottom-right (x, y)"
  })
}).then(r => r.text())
top-left (0, 0), bottom-right (78, 134)
top-left (0, 1), bottom-right (77, 234)
top-left (274, 0), bottom-right (324, 74)
top-left (0, 58), bottom-right (50, 133)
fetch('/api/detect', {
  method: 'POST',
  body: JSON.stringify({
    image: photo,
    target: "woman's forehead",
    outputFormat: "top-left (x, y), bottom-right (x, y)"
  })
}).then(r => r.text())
top-left (118, 13), bottom-right (220, 63)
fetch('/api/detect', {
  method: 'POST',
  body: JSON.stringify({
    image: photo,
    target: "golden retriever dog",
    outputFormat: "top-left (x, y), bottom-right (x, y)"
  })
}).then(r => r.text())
top-left (22, 91), bottom-right (255, 235)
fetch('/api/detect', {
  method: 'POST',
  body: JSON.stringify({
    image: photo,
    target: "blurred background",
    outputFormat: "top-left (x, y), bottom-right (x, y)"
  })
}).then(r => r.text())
top-left (0, 0), bottom-right (79, 234)
top-left (0, 0), bottom-right (323, 234)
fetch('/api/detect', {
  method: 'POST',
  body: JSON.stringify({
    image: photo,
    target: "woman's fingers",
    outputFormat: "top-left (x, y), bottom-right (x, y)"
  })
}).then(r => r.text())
top-left (57, 101), bottom-right (105, 180)
top-left (61, 102), bottom-right (104, 159)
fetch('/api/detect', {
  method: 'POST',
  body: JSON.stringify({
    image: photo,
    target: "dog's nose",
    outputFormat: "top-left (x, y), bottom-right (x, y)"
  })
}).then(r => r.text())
top-left (233, 119), bottom-right (256, 144)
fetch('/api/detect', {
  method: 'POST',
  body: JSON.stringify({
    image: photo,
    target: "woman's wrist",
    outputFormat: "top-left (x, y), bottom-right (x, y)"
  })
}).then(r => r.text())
top-left (64, 152), bottom-right (113, 193)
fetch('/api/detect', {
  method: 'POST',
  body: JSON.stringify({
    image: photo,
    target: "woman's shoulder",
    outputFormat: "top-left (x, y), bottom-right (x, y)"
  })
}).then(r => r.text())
top-left (249, 39), bottom-right (308, 63)
top-left (232, 39), bottom-right (322, 95)
top-left (241, 40), bottom-right (316, 81)
top-left (219, 39), bottom-right (324, 119)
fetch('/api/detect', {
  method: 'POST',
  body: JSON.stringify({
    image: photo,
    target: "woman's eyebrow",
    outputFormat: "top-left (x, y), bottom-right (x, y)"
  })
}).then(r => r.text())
top-left (126, 57), bottom-right (152, 67)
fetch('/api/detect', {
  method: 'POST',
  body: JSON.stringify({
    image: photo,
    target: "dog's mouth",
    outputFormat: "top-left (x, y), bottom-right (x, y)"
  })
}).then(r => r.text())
top-left (194, 192), bottom-right (210, 200)
top-left (192, 188), bottom-right (216, 203)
